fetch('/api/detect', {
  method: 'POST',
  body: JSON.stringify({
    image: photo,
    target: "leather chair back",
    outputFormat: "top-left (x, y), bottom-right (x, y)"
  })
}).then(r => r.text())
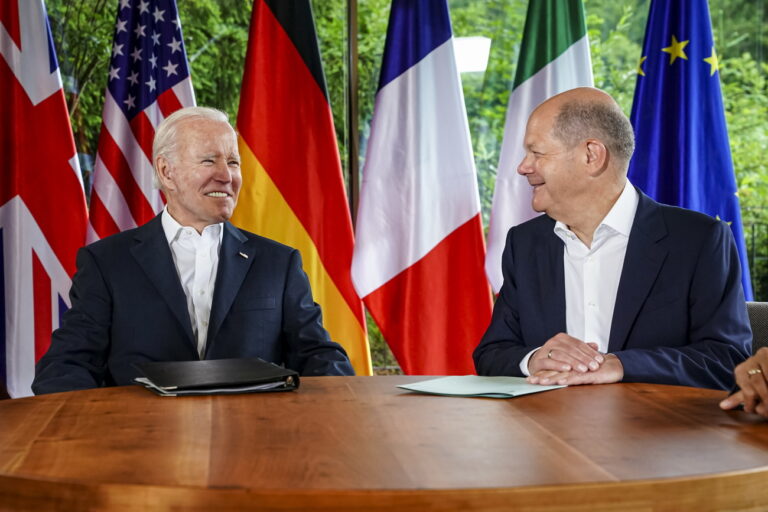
top-left (747, 301), bottom-right (768, 352)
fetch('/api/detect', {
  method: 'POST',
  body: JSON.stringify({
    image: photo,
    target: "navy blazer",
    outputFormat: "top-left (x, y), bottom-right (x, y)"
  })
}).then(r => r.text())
top-left (474, 190), bottom-right (751, 390)
top-left (33, 216), bottom-right (353, 394)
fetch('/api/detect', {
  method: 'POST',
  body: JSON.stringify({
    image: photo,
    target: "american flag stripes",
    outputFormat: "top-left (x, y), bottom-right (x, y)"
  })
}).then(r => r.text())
top-left (88, 0), bottom-right (195, 242)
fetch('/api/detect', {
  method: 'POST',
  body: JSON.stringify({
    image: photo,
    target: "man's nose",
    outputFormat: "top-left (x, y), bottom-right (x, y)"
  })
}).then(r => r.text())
top-left (213, 161), bottom-right (232, 182)
top-left (517, 155), bottom-right (532, 176)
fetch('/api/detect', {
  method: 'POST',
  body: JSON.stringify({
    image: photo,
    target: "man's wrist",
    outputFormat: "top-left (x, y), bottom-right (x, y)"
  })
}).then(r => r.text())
top-left (520, 347), bottom-right (541, 377)
top-left (605, 353), bottom-right (625, 381)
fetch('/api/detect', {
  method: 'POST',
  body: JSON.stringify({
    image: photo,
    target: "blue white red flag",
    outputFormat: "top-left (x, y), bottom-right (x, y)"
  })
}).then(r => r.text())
top-left (88, 0), bottom-right (195, 241)
top-left (0, 0), bottom-right (88, 397)
top-left (351, 0), bottom-right (492, 374)
top-left (628, 0), bottom-right (753, 299)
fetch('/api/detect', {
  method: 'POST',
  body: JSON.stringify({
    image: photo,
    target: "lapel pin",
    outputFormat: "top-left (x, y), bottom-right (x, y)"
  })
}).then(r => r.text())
top-left (239, 252), bottom-right (249, 259)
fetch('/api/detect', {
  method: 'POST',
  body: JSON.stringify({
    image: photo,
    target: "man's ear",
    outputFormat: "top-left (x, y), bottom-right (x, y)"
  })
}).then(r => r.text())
top-left (156, 155), bottom-right (175, 191)
top-left (584, 139), bottom-right (608, 176)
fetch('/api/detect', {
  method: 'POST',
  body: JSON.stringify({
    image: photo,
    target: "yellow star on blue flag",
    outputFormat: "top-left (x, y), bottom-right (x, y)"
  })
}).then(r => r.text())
top-left (704, 46), bottom-right (719, 75)
top-left (628, 0), bottom-right (753, 299)
top-left (662, 35), bottom-right (689, 64)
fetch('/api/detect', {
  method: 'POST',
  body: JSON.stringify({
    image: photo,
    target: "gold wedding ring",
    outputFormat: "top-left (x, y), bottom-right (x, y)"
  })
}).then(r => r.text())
top-left (747, 368), bottom-right (763, 377)
top-left (547, 350), bottom-right (553, 359)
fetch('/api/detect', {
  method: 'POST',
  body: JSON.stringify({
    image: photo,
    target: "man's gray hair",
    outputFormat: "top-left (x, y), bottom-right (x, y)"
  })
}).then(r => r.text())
top-left (552, 100), bottom-right (635, 165)
top-left (152, 106), bottom-right (231, 188)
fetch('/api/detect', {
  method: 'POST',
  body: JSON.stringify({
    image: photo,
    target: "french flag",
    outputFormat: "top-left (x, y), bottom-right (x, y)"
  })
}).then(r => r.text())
top-left (352, 0), bottom-right (492, 375)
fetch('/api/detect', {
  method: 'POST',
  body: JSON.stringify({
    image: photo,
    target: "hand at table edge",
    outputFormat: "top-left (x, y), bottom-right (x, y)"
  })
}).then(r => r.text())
top-left (528, 353), bottom-right (624, 386)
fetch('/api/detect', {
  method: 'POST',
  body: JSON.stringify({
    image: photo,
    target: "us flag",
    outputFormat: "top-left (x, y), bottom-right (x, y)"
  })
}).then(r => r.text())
top-left (88, 0), bottom-right (195, 241)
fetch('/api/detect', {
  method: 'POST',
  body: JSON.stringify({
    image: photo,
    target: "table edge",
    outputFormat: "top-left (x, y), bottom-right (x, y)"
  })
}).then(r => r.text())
top-left (2, 465), bottom-right (768, 511)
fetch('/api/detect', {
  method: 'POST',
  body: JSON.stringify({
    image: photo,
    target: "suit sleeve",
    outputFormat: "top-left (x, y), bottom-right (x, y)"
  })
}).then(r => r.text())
top-left (615, 221), bottom-right (752, 390)
top-left (32, 247), bottom-right (111, 394)
top-left (281, 250), bottom-right (355, 376)
top-left (474, 228), bottom-right (533, 376)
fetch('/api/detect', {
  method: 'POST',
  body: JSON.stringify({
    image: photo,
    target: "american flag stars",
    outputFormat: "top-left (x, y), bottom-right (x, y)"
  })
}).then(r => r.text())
top-left (107, 0), bottom-right (190, 115)
top-left (162, 61), bottom-right (178, 77)
top-left (167, 37), bottom-right (182, 53)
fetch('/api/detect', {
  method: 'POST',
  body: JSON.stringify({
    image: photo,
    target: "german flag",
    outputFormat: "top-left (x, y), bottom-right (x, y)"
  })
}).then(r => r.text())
top-left (232, 0), bottom-right (371, 374)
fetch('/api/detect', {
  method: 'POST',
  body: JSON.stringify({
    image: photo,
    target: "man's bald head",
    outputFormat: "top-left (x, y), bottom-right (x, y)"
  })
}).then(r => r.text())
top-left (533, 87), bottom-right (635, 170)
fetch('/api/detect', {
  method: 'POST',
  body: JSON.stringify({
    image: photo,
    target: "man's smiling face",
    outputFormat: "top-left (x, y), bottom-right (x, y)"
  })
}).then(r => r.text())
top-left (159, 118), bottom-right (242, 232)
top-left (516, 101), bottom-right (590, 223)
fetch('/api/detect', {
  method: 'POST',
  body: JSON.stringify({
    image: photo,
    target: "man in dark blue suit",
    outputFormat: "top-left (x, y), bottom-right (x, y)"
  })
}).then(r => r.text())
top-left (474, 88), bottom-right (750, 390)
top-left (33, 107), bottom-right (353, 394)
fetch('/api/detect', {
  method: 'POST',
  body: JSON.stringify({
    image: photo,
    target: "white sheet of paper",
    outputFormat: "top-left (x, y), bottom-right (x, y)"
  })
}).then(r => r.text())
top-left (397, 375), bottom-right (565, 398)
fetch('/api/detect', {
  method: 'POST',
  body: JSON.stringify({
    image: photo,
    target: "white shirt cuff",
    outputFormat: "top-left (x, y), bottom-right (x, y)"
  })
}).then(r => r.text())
top-left (519, 348), bottom-right (541, 377)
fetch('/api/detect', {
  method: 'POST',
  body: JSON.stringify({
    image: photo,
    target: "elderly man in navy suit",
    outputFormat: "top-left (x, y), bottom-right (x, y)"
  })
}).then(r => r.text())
top-left (33, 107), bottom-right (353, 394)
top-left (474, 87), bottom-right (750, 390)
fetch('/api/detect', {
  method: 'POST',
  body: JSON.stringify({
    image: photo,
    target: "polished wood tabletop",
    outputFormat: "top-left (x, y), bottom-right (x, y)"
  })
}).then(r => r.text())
top-left (1, 376), bottom-right (768, 511)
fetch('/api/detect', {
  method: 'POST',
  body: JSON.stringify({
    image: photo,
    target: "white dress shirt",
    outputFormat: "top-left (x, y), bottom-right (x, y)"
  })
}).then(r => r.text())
top-left (161, 209), bottom-right (223, 358)
top-left (520, 181), bottom-right (639, 375)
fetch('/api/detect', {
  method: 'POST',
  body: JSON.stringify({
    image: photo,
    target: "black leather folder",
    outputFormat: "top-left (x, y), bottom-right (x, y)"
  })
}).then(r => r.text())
top-left (133, 358), bottom-right (299, 396)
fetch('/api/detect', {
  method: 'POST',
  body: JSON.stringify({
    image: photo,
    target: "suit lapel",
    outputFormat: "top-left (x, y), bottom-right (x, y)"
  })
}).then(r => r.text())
top-left (608, 191), bottom-right (668, 353)
top-left (130, 215), bottom-right (196, 348)
top-left (537, 219), bottom-right (567, 334)
top-left (205, 222), bottom-right (256, 356)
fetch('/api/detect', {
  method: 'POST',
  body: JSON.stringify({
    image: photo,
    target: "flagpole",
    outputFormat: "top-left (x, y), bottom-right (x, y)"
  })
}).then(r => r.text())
top-left (346, 0), bottom-right (360, 226)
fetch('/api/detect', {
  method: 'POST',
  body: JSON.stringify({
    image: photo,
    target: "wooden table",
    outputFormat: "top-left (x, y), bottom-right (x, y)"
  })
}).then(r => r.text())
top-left (1, 376), bottom-right (768, 511)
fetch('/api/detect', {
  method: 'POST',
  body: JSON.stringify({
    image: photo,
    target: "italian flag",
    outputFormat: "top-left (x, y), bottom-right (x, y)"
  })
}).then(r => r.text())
top-left (485, 0), bottom-right (593, 293)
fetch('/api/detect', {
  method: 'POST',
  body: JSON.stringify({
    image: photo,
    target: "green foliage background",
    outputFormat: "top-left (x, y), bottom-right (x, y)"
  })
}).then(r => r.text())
top-left (47, 0), bottom-right (767, 370)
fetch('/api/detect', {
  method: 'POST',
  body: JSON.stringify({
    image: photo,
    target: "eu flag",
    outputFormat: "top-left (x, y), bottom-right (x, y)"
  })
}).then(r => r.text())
top-left (628, 0), bottom-right (753, 300)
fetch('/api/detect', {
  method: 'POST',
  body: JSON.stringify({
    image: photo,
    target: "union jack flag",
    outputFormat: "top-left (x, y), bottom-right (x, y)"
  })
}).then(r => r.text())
top-left (88, 0), bottom-right (194, 241)
top-left (0, 0), bottom-right (88, 397)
